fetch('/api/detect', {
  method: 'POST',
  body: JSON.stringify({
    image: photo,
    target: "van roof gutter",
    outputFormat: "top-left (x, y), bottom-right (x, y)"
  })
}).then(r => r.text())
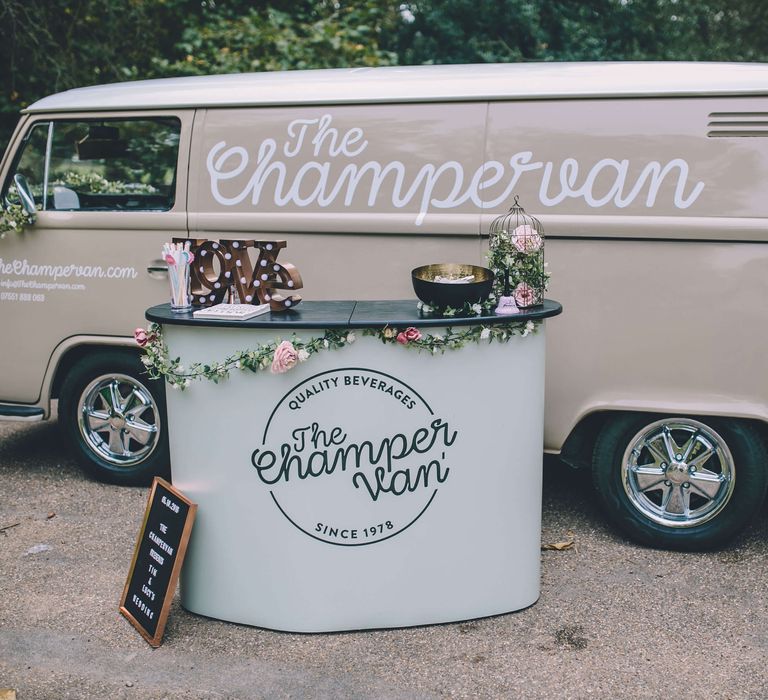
top-left (23, 62), bottom-right (768, 114)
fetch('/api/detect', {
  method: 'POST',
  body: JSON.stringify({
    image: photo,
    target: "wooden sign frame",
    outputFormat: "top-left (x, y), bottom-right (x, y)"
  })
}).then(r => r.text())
top-left (119, 477), bottom-right (197, 647)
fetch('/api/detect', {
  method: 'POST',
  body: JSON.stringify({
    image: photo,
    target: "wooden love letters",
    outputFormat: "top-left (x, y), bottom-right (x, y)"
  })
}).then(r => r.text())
top-left (174, 238), bottom-right (303, 311)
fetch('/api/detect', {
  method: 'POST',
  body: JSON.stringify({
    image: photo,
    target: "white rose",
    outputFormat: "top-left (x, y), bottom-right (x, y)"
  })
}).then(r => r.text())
top-left (298, 349), bottom-right (310, 362)
top-left (480, 327), bottom-right (491, 340)
top-left (346, 332), bottom-right (356, 344)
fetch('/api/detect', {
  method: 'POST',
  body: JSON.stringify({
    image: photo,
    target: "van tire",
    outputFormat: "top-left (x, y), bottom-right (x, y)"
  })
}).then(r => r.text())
top-left (592, 414), bottom-right (767, 550)
top-left (58, 351), bottom-right (170, 486)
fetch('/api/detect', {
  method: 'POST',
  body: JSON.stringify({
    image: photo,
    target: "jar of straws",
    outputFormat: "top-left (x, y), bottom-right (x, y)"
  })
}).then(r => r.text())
top-left (164, 241), bottom-right (194, 313)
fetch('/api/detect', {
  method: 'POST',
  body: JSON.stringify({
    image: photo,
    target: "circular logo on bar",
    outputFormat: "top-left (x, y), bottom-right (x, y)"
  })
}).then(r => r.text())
top-left (250, 367), bottom-right (458, 546)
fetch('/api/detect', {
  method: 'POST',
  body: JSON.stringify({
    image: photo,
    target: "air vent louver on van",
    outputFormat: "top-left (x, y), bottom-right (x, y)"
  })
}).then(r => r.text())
top-left (708, 112), bottom-right (768, 137)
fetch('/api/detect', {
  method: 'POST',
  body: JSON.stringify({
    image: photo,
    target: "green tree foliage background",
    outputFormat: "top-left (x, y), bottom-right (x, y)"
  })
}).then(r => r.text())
top-left (1, 0), bottom-right (767, 150)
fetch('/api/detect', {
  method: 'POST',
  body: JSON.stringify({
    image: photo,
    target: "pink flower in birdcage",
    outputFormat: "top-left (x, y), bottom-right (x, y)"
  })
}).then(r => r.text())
top-left (271, 340), bottom-right (299, 374)
top-left (511, 224), bottom-right (543, 254)
top-left (513, 282), bottom-right (538, 308)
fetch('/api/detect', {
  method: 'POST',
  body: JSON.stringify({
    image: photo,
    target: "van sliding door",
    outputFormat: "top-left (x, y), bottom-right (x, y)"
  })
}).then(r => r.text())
top-left (188, 104), bottom-right (488, 300)
top-left (483, 97), bottom-right (768, 451)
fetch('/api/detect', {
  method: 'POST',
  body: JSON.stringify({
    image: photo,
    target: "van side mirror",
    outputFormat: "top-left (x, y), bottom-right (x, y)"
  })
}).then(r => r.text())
top-left (13, 173), bottom-right (37, 215)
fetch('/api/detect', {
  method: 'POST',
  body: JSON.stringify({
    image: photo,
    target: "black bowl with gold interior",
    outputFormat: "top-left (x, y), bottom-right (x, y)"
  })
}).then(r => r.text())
top-left (411, 263), bottom-right (494, 309)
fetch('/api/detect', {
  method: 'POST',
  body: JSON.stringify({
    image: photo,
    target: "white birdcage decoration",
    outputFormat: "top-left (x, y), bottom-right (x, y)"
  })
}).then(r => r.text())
top-left (487, 196), bottom-right (546, 308)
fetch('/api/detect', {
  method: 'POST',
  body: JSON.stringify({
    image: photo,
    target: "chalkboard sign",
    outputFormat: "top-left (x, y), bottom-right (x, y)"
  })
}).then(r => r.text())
top-left (120, 477), bottom-right (197, 647)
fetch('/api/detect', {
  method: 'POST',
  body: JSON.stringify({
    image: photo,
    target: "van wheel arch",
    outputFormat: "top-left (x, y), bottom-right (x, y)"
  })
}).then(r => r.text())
top-left (52, 343), bottom-right (105, 399)
top-left (559, 411), bottom-right (612, 470)
top-left (56, 348), bottom-right (170, 486)
top-left (591, 412), bottom-right (768, 550)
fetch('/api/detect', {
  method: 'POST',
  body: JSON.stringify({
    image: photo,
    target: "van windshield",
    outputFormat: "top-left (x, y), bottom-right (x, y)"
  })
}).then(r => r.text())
top-left (4, 117), bottom-right (181, 212)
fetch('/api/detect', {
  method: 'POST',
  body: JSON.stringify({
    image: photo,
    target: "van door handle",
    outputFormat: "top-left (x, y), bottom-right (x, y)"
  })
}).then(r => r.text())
top-left (146, 265), bottom-right (169, 274)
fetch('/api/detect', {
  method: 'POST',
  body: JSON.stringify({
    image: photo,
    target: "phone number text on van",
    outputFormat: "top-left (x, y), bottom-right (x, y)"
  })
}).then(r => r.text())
top-left (0, 291), bottom-right (45, 302)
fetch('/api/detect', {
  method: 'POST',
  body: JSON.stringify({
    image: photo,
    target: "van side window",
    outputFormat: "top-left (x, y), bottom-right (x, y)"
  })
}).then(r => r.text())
top-left (5, 122), bottom-right (50, 208)
top-left (4, 118), bottom-right (181, 212)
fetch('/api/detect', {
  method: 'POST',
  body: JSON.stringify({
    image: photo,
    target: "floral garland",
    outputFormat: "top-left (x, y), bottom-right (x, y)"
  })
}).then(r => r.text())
top-left (0, 192), bottom-right (36, 239)
top-left (136, 318), bottom-right (539, 389)
top-left (416, 299), bottom-right (498, 317)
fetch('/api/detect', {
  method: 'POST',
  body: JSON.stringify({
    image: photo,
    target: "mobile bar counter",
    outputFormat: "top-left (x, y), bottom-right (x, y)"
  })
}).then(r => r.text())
top-left (146, 299), bottom-right (562, 633)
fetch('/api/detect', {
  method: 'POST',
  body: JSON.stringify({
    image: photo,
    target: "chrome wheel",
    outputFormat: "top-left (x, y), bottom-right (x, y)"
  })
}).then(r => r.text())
top-left (622, 418), bottom-right (735, 528)
top-left (77, 373), bottom-right (161, 467)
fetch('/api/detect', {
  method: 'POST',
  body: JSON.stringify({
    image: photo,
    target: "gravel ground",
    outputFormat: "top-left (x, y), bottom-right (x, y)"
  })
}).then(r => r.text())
top-left (1, 415), bottom-right (767, 700)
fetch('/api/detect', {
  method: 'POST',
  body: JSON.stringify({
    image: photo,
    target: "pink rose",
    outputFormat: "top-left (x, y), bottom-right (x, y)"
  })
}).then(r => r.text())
top-left (134, 328), bottom-right (150, 347)
top-left (396, 327), bottom-right (422, 344)
top-left (512, 224), bottom-right (542, 254)
top-left (271, 340), bottom-right (299, 374)
top-left (513, 282), bottom-right (538, 308)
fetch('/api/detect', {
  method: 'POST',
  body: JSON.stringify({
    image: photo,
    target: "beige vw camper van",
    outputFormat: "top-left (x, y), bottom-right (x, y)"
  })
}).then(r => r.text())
top-left (2, 62), bottom-right (767, 550)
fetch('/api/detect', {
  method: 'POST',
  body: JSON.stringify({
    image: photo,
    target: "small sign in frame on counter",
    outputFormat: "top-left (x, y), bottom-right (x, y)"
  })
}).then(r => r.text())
top-left (120, 477), bottom-right (197, 647)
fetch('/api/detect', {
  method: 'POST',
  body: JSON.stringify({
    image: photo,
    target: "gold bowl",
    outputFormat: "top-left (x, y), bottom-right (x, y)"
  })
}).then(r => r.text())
top-left (411, 263), bottom-right (494, 309)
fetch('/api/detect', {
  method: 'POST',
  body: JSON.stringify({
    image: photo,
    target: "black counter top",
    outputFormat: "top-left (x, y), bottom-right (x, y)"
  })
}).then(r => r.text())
top-left (146, 299), bottom-right (562, 330)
